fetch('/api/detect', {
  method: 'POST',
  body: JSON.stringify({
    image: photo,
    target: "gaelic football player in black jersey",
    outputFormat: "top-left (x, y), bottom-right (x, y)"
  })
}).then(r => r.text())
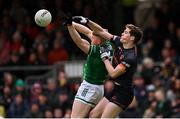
top-left (72, 16), bottom-right (143, 118)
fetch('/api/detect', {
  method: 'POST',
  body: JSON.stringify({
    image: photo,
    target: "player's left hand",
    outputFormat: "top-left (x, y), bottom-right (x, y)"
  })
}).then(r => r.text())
top-left (100, 46), bottom-right (111, 61)
top-left (72, 16), bottom-right (89, 25)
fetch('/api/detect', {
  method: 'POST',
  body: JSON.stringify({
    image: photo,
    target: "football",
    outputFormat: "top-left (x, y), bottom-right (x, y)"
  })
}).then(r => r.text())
top-left (34, 9), bottom-right (52, 27)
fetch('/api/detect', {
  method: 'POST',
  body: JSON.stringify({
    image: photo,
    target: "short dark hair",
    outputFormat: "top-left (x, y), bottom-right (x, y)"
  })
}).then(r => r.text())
top-left (125, 24), bottom-right (143, 44)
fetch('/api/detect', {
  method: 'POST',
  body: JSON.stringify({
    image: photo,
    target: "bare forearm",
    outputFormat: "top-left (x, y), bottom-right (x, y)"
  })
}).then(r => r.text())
top-left (87, 20), bottom-right (104, 32)
top-left (67, 25), bottom-right (83, 44)
top-left (104, 60), bottom-right (126, 78)
top-left (87, 20), bottom-right (113, 40)
top-left (67, 25), bottom-right (90, 54)
top-left (73, 22), bottom-right (92, 38)
top-left (104, 60), bottom-right (115, 77)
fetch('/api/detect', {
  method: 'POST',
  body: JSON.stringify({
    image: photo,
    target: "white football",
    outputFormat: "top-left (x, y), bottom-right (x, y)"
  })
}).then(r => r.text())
top-left (34, 9), bottom-right (52, 27)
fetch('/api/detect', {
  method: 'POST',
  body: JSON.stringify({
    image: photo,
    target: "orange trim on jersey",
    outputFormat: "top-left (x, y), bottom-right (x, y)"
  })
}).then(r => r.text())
top-left (118, 63), bottom-right (127, 74)
top-left (118, 63), bottom-right (126, 69)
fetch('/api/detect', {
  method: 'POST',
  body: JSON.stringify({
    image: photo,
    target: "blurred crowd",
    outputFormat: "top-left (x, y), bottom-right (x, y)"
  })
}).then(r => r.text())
top-left (0, 0), bottom-right (180, 118)
top-left (0, 71), bottom-right (76, 118)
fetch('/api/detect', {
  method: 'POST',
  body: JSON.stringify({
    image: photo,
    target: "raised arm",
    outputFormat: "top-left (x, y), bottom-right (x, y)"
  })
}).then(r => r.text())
top-left (73, 22), bottom-right (92, 39)
top-left (100, 46), bottom-right (126, 78)
top-left (87, 20), bottom-right (113, 40)
top-left (103, 60), bottom-right (126, 78)
top-left (73, 16), bottom-right (114, 41)
top-left (67, 24), bottom-right (90, 54)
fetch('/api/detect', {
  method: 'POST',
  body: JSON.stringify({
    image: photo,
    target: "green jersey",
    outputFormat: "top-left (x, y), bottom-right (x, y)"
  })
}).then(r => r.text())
top-left (83, 42), bottom-right (113, 85)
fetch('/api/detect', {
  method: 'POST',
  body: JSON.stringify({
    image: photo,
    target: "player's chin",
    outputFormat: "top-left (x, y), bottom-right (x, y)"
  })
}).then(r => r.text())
top-left (121, 38), bottom-right (129, 43)
top-left (120, 39), bottom-right (125, 43)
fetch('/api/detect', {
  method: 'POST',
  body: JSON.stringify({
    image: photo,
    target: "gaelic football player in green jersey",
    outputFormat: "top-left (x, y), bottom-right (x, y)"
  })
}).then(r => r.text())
top-left (63, 18), bottom-right (113, 118)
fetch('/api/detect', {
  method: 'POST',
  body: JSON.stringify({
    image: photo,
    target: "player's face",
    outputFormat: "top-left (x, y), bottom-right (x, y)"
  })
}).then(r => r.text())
top-left (120, 28), bottom-right (131, 43)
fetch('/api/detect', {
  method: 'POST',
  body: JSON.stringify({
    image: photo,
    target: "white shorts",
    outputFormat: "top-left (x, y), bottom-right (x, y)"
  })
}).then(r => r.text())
top-left (75, 80), bottom-right (104, 107)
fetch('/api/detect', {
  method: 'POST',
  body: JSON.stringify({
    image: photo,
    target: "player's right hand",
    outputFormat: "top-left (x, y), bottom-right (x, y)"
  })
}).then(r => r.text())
top-left (72, 16), bottom-right (89, 25)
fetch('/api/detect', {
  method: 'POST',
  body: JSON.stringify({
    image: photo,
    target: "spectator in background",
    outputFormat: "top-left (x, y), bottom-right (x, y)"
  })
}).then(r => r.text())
top-left (19, 45), bottom-right (26, 61)
top-left (30, 82), bottom-right (43, 103)
top-left (133, 75), bottom-right (147, 108)
top-left (166, 21), bottom-right (176, 40)
top-left (54, 108), bottom-right (63, 118)
top-left (55, 91), bottom-right (71, 115)
top-left (10, 31), bottom-right (23, 54)
top-left (143, 100), bottom-right (156, 118)
top-left (163, 38), bottom-right (176, 58)
top-left (154, 88), bottom-right (172, 118)
top-left (53, 30), bottom-right (67, 47)
top-left (44, 108), bottom-right (53, 118)
top-left (152, 76), bottom-right (163, 89)
top-left (167, 78), bottom-right (180, 102)
top-left (2, 86), bottom-right (12, 110)
top-left (141, 39), bottom-right (156, 60)
top-left (48, 39), bottom-right (69, 65)
top-left (57, 70), bottom-right (70, 92)
top-left (33, 32), bottom-right (49, 49)
top-left (160, 57), bottom-right (176, 80)
top-left (32, 32), bottom-right (49, 65)
top-left (12, 79), bottom-right (26, 97)
top-left (141, 57), bottom-right (155, 84)
top-left (25, 101), bottom-right (43, 118)
top-left (35, 43), bottom-right (48, 65)
top-left (7, 52), bottom-right (22, 66)
top-left (27, 51), bottom-right (39, 65)
top-left (38, 94), bottom-right (48, 113)
top-left (167, 75), bottom-right (180, 117)
top-left (44, 78), bottom-right (59, 108)
top-left (3, 72), bottom-right (14, 89)
top-left (7, 94), bottom-right (29, 118)
top-left (141, 84), bottom-right (156, 115)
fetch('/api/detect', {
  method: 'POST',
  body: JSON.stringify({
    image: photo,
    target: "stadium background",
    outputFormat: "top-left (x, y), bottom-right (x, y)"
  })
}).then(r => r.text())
top-left (0, 0), bottom-right (180, 118)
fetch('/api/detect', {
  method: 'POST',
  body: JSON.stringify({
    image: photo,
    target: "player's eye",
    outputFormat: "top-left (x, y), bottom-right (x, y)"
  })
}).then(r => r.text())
top-left (124, 31), bottom-right (128, 34)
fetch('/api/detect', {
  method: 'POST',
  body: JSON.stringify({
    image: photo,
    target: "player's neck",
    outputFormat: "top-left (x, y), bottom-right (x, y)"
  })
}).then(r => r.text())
top-left (122, 43), bottom-right (134, 49)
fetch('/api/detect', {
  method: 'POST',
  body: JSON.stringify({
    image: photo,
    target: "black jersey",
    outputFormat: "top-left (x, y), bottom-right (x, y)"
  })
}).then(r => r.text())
top-left (110, 36), bottom-right (137, 88)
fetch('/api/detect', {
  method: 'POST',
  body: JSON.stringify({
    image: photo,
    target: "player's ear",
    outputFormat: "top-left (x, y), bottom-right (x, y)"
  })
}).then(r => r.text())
top-left (130, 36), bottom-right (135, 41)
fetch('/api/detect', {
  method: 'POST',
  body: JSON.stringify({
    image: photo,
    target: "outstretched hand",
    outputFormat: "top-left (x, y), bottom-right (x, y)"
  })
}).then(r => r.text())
top-left (72, 16), bottom-right (89, 25)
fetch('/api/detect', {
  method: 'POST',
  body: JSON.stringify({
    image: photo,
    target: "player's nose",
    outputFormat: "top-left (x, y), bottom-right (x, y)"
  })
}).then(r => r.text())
top-left (121, 32), bottom-right (124, 36)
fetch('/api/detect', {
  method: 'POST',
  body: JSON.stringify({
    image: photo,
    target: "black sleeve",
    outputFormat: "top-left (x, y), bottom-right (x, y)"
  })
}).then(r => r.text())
top-left (121, 57), bottom-right (135, 70)
top-left (110, 35), bottom-right (121, 47)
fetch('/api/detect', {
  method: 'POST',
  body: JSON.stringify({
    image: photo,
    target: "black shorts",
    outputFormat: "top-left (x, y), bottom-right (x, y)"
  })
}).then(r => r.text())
top-left (105, 82), bottom-right (134, 110)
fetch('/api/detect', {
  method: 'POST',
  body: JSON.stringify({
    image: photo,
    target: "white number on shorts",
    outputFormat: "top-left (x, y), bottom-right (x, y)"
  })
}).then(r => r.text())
top-left (81, 88), bottom-right (89, 97)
